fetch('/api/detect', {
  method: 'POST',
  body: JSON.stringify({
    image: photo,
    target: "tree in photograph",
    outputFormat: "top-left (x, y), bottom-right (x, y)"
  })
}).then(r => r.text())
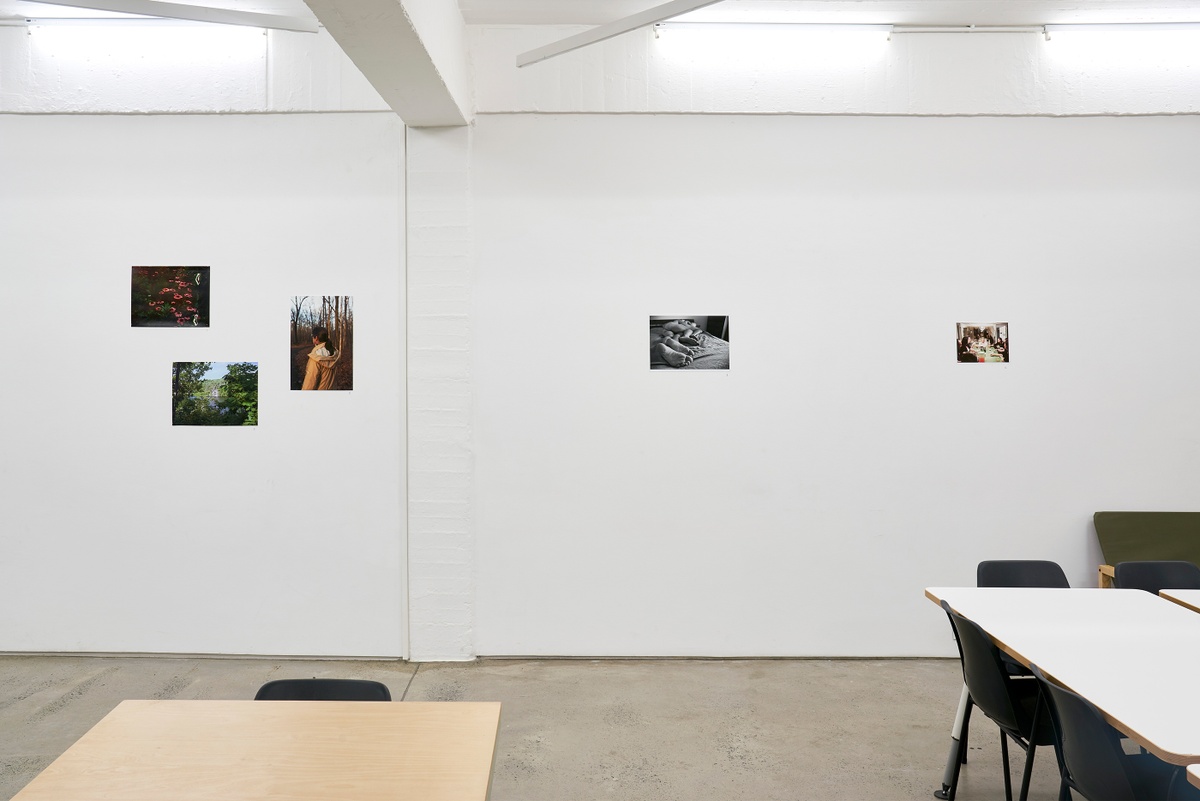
top-left (172, 362), bottom-right (212, 425)
top-left (290, 296), bottom-right (309, 345)
top-left (222, 362), bottom-right (259, 426)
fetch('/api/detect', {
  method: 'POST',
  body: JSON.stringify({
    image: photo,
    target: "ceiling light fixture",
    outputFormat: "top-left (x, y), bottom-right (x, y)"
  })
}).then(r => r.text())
top-left (17, 0), bottom-right (318, 33)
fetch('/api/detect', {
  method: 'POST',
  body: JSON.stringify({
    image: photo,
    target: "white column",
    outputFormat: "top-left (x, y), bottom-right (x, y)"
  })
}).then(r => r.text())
top-left (406, 125), bottom-right (476, 660)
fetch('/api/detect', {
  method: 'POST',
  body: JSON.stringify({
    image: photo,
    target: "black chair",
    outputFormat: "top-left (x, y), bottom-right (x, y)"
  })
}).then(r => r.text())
top-left (978, 560), bottom-right (1071, 589)
top-left (254, 678), bottom-right (391, 701)
top-left (942, 601), bottom-right (1057, 801)
top-left (1029, 663), bottom-right (1194, 800)
top-left (1112, 561), bottom-right (1200, 595)
top-left (937, 561), bottom-right (1071, 800)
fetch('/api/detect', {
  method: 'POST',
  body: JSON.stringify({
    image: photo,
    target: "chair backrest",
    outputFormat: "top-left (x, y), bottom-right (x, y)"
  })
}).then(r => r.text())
top-left (1112, 560), bottom-right (1200, 594)
top-left (941, 600), bottom-right (1025, 734)
top-left (978, 560), bottom-right (1070, 588)
top-left (1030, 664), bottom-right (1138, 801)
top-left (254, 678), bottom-right (392, 701)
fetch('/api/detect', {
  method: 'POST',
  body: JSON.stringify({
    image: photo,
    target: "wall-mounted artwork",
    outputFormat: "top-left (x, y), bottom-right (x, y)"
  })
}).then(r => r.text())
top-left (132, 267), bottom-right (210, 327)
top-left (957, 322), bottom-right (1009, 363)
top-left (172, 362), bottom-right (258, 426)
top-left (650, 316), bottom-right (730, 370)
top-left (290, 296), bottom-right (353, 390)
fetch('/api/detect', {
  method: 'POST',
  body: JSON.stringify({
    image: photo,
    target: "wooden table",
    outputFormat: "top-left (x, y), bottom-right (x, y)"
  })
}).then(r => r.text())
top-left (12, 700), bottom-right (502, 801)
top-left (927, 586), bottom-right (1200, 766)
top-left (1187, 763), bottom-right (1200, 791)
top-left (1160, 589), bottom-right (1200, 614)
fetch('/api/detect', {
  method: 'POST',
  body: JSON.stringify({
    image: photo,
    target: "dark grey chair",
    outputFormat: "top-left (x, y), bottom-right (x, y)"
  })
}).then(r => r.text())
top-left (942, 601), bottom-right (1057, 801)
top-left (937, 561), bottom-right (1070, 800)
top-left (254, 678), bottom-right (391, 701)
top-left (1112, 561), bottom-right (1200, 595)
top-left (978, 560), bottom-right (1070, 589)
top-left (1030, 664), bottom-right (1197, 800)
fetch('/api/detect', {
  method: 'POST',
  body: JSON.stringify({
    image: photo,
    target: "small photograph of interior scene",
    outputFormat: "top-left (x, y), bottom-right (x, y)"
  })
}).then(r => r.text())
top-left (956, 322), bottom-right (1009, 363)
top-left (650, 316), bottom-right (730, 370)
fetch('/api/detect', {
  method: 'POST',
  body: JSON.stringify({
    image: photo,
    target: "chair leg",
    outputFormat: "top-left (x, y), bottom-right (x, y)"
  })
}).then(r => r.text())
top-left (1001, 732), bottom-right (1013, 801)
top-left (940, 716), bottom-right (969, 801)
top-left (1017, 742), bottom-right (1037, 801)
top-left (936, 690), bottom-right (972, 800)
top-left (961, 696), bottom-right (972, 763)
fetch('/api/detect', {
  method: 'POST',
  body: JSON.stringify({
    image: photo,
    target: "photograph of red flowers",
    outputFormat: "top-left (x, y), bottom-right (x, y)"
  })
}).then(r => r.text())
top-left (131, 266), bottom-right (210, 327)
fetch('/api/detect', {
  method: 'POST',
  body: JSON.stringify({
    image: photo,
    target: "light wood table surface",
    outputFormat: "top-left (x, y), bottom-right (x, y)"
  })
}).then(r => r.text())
top-left (1188, 763), bottom-right (1200, 791)
top-left (1159, 589), bottom-right (1200, 614)
top-left (927, 586), bottom-right (1200, 767)
top-left (12, 699), bottom-right (502, 801)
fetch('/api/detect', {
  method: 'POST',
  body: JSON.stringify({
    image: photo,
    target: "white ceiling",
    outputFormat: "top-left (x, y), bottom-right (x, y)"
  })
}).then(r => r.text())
top-left (3, 0), bottom-right (1198, 28)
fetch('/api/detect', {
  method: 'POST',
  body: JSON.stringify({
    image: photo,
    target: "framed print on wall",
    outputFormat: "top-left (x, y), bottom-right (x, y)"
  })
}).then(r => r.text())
top-left (290, 296), bottom-right (353, 390)
top-left (650, 316), bottom-right (730, 370)
top-left (956, 322), bottom-right (1009, 363)
top-left (132, 267), bottom-right (210, 327)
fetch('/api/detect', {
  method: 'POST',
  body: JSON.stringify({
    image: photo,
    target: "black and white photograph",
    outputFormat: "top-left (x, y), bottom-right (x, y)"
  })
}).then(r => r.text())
top-left (956, 322), bottom-right (1009, 363)
top-left (650, 316), bottom-right (730, 370)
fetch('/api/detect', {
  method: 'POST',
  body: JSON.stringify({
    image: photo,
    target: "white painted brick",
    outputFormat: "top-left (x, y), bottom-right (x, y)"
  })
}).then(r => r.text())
top-left (410, 500), bottom-right (471, 517)
top-left (411, 516), bottom-right (471, 536)
top-left (409, 333), bottom-right (471, 351)
top-left (408, 258), bottom-right (473, 280)
top-left (408, 351), bottom-right (471, 377)
top-left (413, 548), bottom-right (473, 566)
top-left (409, 390), bottom-right (471, 410)
top-left (406, 126), bottom-right (475, 662)
top-left (408, 474), bottom-right (472, 494)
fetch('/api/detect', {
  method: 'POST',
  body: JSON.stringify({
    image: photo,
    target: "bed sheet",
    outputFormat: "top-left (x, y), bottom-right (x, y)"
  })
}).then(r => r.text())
top-left (650, 327), bottom-right (730, 370)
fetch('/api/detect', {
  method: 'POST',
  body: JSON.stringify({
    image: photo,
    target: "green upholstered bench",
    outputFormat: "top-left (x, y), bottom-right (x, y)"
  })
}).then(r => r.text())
top-left (1094, 511), bottom-right (1200, 587)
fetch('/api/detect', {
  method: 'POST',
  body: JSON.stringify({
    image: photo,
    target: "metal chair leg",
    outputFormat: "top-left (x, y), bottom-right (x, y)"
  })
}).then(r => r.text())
top-left (1001, 732), bottom-right (1013, 801)
top-left (935, 686), bottom-right (972, 800)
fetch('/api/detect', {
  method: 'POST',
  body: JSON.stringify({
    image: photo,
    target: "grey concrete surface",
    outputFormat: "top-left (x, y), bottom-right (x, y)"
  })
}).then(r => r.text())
top-left (0, 655), bottom-right (1067, 800)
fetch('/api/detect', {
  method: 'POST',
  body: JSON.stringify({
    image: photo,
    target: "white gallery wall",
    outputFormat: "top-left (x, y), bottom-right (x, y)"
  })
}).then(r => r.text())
top-left (0, 25), bottom-right (386, 112)
top-left (470, 112), bottom-right (1200, 656)
top-left (0, 113), bottom-right (406, 656)
top-left (472, 24), bottom-right (1200, 114)
top-left (5, 15), bottom-right (1200, 660)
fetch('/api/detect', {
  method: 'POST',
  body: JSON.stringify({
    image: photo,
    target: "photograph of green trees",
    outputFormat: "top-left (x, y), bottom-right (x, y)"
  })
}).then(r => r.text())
top-left (172, 362), bottom-right (258, 426)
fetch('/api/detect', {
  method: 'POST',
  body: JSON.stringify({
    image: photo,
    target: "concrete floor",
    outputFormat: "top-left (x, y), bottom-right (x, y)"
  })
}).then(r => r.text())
top-left (0, 655), bottom-right (1067, 800)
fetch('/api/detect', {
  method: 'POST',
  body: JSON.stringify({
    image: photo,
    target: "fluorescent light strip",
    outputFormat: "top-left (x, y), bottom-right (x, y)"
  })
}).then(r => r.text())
top-left (892, 25), bottom-right (1045, 35)
top-left (655, 22), bottom-right (893, 35)
top-left (655, 21), bottom-right (1200, 43)
top-left (1045, 22), bottom-right (1200, 34)
top-left (19, 0), bottom-right (318, 32)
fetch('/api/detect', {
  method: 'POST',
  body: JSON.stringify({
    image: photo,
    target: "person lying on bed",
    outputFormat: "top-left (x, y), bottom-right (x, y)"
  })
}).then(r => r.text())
top-left (660, 319), bottom-right (705, 345)
top-left (650, 328), bottom-right (694, 368)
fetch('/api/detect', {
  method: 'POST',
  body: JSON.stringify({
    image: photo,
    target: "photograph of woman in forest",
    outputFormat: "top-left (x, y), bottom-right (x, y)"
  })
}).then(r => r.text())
top-left (290, 296), bottom-right (353, 390)
top-left (301, 325), bottom-right (340, 390)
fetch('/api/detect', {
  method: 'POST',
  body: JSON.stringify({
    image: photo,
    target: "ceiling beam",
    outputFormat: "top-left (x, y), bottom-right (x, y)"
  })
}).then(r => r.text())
top-left (22, 0), bottom-right (318, 32)
top-left (304, 0), bottom-right (472, 127)
top-left (516, 0), bottom-right (726, 68)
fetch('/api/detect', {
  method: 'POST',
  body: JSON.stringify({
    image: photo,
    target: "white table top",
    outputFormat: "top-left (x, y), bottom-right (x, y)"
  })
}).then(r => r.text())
top-left (927, 587), bottom-right (1200, 766)
top-left (12, 700), bottom-right (502, 801)
top-left (1160, 589), bottom-right (1200, 614)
